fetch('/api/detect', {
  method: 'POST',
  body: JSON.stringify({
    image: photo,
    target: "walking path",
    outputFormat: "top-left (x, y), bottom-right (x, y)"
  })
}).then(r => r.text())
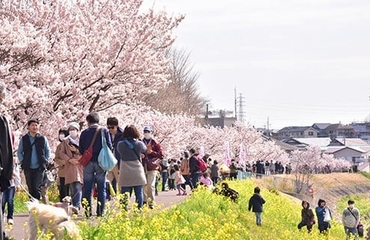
top-left (5, 190), bottom-right (188, 240)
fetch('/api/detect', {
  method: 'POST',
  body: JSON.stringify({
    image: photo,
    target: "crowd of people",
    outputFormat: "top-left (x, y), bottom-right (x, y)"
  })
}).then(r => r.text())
top-left (0, 83), bottom-right (365, 239)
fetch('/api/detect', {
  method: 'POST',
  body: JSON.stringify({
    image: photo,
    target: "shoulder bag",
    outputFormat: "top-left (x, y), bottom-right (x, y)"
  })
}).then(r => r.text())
top-left (98, 129), bottom-right (117, 171)
top-left (79, 127), bottom-right (100, 166)
top-left (348, 208), bottom-right (363, 237)
top-left (124, 139), bottom-right (141, 161)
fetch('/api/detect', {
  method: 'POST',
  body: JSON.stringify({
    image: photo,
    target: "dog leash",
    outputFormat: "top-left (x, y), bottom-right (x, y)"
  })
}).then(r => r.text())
top-left (18, 181), bottom-right (38, 202)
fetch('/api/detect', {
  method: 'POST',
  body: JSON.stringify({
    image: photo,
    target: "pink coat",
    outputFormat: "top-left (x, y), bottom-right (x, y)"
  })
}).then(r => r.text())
top-left (59, 139), bottom-right (83, 185)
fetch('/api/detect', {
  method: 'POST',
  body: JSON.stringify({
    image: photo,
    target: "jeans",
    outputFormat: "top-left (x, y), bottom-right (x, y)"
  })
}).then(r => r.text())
top-left (70, 182), bottom-right (83, 208)
top-left (255, 212), bottom-right (262, 225)
top-left (161, 171), bottom-right (169, 191)
top-left (82, 161), bottom-right (107, 217)
top-left (143, 170), bottom-right (157, 204)
top-left (24, 168), bottom-right (44, 200)
top-left (121, 186), bottom-right (143, 209)
top-left (191, 172), bottom-right (200, 188)
top-left (2, 186), bottom-right (15, 220)
top-left (182, 175), bottom-right (194, 190)
top-left (344, 226), bottom-right (358, 240)
top-left (58, 177), bottom-right (70, 202)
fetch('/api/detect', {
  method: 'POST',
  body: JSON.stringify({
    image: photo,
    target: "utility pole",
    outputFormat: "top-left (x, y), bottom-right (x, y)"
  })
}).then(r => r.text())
top-left (237, 93), bottom-right (246, 122)
top-left (234, 87), bottom-right (237, 119)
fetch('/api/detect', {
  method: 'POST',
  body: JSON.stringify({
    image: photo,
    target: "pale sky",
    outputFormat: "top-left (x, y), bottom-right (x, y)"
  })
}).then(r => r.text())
top-left (143, 0), bottom-right (370, 129)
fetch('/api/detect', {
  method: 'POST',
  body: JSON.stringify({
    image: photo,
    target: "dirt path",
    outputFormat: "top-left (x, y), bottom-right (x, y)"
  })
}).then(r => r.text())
top-left (5, 189), bottom-right (188, 240)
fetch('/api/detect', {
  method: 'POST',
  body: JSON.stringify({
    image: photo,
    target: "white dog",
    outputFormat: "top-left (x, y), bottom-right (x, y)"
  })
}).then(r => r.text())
top-left (26, 200), bottom-right (81, 240)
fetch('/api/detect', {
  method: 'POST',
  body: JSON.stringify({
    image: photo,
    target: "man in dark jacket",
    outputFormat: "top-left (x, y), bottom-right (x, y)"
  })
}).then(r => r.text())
top-left (0, 84), bottom-right (14, 240)
top-left (79, 112), bottom-right (112, 217)
top-left (189, 148), bottom-right (200, 188)
top-left (248, 186), bottom-right (266, 226)
top-left (17, 119), bottom-right (51, 201)
top-left (106, 117), bottom-right (124, 198)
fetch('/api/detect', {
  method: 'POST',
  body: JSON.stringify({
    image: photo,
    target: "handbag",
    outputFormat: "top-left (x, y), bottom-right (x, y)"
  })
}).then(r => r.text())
top-left (79, 127), bottom-right (101, 166)
top-left (98, 129), bottom-right (117, 171)
top-left (323, 209), bottom-right (331, 222)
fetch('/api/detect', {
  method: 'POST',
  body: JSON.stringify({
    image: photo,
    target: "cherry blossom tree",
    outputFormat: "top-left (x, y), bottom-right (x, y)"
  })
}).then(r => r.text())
top-left (290, 145), bottom-right (351, 193)
top-left (0, 0), bottom-right (183, 134)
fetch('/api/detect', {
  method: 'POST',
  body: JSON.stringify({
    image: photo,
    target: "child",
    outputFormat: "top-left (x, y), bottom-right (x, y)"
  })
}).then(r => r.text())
top-left (168, 160), bottom-right (176, 190)
top-left (199, 172), bottom-right (214, 190)
top-left (174, 165), bottom-right (186, 196)
top-left (2, 162), bottom-right (21, 225)
top-left (220, 182), bottom-right (239, 201)
top-left (248, 186), bottom-right (266, 226)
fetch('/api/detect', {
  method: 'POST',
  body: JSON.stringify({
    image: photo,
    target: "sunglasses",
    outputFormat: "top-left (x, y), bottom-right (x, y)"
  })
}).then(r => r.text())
top-left (107, 126), bottom-right (115, 129)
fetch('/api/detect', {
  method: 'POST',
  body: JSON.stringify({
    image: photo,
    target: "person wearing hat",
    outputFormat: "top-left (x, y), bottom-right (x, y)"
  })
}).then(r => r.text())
top-left (60, 122), bottom-right (83, 213)
top-left (142, 125), bottom-right (163, 208)
top-left (18, 119), bottom-right (51, 201)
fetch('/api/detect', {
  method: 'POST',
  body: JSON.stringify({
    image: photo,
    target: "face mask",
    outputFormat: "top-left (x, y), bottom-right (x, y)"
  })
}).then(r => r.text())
top-left (59, 134), bottom-right (65, 141)
top-left (69, 130), bottom-right (78, 138)
top-left (349, 204), bottom-right (355, 208)
top-left (144, 133), bottom-right (152, 140)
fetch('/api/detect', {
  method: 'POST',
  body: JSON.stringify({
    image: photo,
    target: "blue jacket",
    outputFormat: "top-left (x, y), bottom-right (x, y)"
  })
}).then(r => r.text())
top-left (315, 206), bottom-right (332, 225)
top-left (79, 125), bottom-right (112, 163)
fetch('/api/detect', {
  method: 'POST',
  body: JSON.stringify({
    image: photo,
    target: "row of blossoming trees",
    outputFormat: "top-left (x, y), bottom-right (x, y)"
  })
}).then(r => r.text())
top-left (0, 0), bottom-right (350, 176)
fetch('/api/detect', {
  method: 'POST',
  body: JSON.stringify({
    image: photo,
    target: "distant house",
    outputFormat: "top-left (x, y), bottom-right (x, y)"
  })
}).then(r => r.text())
top-left (349, 122), bottom-right (370, 141)
top-left (325, 146), bottom-right (369, 163)
top-left (318, 123), bottom-right (356, 139)
top-left (277, 126), bottom-right (319, 140)
top-left (205, 117), bottom-right (237, 128)
top-left (281, 137), bottom-right (370, 164)
top-left (281, 137), bottom-right (332, 151)
top-left (312, 123), bottom-right (331, 137)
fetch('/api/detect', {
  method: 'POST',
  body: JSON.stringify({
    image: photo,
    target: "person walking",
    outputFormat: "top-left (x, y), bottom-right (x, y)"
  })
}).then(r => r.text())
top-left (54, 128), bottom-right (70, 202)
top-left (106, 117), bottom-right (124, 198)
top-left (60, 122), bottom-right (83, 213)
top-left (116, 125), bottom-right (147, 209)
top-left (142, 126), bottom-right (163, 209)
top-left (342, 199), bottom-right (360, 240)
top-left (18, 119), bottom-right (51, 201)
top-left (79, 112), bottom-right (112, 217)
top-left (315, 199), bottom-right (332, 234)
top-left (210, 160), bottom-right (220, 185)
top-left (180, 151), bottom-right (193, 191)
top-left (189, 148), bottom-right (200, 188)
top-left (0, 83), bottom-right (15, 239)
top-left (248, 186), bottom-right (266, 226)
top-left (2, 161), bottom-right (20, 226)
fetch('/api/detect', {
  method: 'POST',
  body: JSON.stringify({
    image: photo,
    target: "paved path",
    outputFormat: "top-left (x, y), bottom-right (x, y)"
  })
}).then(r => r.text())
top-left (5, 190), bottom-right (188, 240)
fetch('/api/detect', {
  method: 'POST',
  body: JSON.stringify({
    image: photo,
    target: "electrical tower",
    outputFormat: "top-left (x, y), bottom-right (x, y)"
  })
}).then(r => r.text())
top-left (235, 90), bottom-right (246, 122)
